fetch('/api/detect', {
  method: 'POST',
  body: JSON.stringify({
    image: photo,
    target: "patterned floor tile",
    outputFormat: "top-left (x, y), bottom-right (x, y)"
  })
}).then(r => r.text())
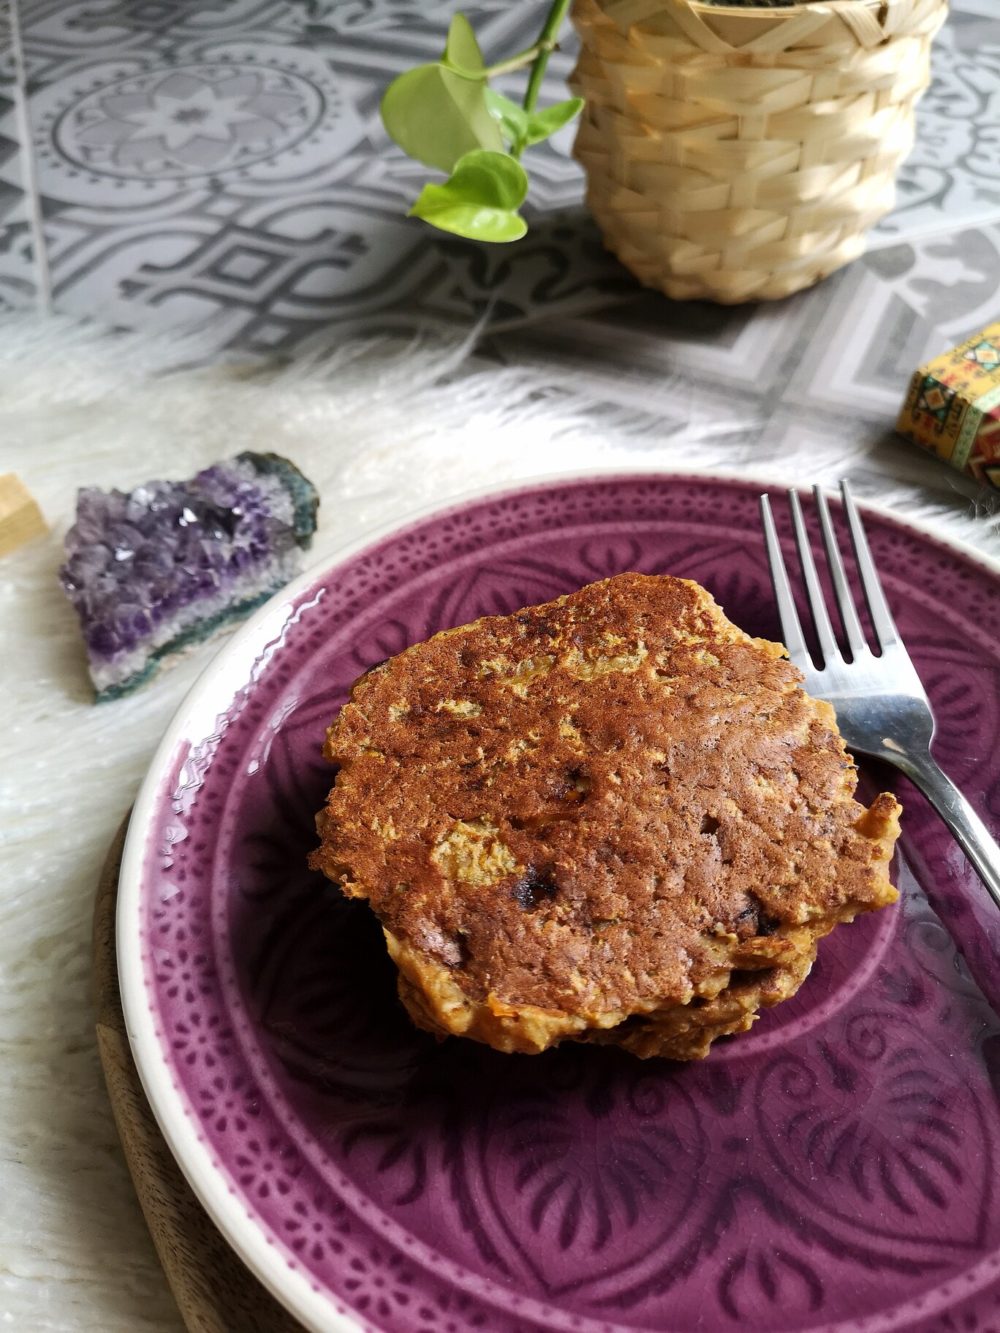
top-left (0, 1), bottom-right (39, 310)
top-left (869, 20), bottom-right (1000, 249)
top-left (14, 0), bottom-right (611, 349)
top-left (6, 0), bottom-right (1000, 350)
top-left (0, 109), bottom-right (35, 310)
top-left (866, 222), bottom-right (1000, 348)
top-left (949, 0), bottom-right (997, 16)
top-left (491, 257), bottom-right (945, 458)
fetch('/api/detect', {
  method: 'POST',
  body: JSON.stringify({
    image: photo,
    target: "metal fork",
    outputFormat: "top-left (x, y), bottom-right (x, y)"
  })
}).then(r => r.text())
top-left (760, 481), bottom-right (1000, 909)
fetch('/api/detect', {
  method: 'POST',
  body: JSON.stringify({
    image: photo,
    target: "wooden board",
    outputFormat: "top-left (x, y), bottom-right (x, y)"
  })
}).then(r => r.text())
top-left (93, 817), bottom-right (302, 1333)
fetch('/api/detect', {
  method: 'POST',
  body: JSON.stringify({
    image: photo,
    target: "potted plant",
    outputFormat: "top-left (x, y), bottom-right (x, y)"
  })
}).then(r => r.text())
top-left (381, 0), bottom-right (948, 303)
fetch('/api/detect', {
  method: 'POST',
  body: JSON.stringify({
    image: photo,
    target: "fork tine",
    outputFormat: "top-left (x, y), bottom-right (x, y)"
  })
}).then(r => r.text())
top-left (760, 494), bottom-right (809, 663)
top-left (788, 489), bottom-right (839, 666)
top-left (814, 485), bottom-right (868, 658)
top-left (840, 480), bottom-right (900, 650)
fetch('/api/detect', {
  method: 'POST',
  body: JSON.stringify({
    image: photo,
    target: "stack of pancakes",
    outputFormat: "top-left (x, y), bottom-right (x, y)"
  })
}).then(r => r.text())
top-left (311, 574), bottom-right (900, 1060)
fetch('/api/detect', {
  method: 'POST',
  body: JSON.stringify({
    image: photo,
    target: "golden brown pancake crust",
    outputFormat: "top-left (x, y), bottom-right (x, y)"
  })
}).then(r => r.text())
top-left (310, 573), bottom-right (900, 1057)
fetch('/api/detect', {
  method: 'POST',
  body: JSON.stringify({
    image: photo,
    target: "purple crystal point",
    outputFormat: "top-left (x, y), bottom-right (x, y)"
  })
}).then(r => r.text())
top-left (60, 453), bottom-right (318, 700)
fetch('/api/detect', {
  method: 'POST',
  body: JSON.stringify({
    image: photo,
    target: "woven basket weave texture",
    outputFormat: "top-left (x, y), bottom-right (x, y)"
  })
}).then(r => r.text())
top-left (570, 0), bottom-right (949, 303)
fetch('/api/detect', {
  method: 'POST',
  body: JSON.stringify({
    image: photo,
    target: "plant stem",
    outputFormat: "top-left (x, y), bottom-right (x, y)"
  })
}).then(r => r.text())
top-left (484, 45), bottom-right (544, 78)
top-left (522, 0), bottom-right (573, 114)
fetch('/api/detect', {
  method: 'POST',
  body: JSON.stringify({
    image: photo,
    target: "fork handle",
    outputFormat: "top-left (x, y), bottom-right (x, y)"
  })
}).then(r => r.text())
top-left (897, 753), bottom-right (1000, 911)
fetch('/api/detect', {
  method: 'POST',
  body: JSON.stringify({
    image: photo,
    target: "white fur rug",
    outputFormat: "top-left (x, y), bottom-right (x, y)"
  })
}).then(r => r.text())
top-left (1, 315), bottom-right (998, 1332)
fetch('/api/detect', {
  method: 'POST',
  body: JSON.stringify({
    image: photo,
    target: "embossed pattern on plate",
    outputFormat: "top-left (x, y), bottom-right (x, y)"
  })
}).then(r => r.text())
top-left (125, 475), bottom-right (1000, 1333)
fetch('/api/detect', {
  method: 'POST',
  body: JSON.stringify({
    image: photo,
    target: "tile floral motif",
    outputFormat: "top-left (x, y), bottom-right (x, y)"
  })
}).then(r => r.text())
top-left (31, 45), bottom-right (367, 205)
top-left (58, 65), bottom-right (323, 178)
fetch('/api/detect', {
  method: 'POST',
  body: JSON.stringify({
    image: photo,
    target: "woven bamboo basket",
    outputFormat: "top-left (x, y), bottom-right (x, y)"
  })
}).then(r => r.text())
top-left (569, 0), bottom-right (948, 303)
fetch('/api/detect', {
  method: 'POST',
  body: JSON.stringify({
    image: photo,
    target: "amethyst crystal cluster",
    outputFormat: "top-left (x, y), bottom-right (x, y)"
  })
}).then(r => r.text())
top-left (60, 452), bottom-right (318, 700)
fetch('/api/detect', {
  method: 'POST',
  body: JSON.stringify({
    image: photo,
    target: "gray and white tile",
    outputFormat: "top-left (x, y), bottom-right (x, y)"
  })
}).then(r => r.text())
top-left (0, 0), bottom-right (998, 351)
top-left (869, 20), bottom-right (1000, 249)
top-left (866, 222), bottom-right (1000, 348)
top-left (490, 256), bottom-right (947, 470)
top-left (0, 0), bottom-right (40, 310)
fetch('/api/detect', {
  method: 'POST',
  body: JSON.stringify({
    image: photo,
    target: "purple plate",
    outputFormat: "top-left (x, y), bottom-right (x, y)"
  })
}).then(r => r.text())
top-left (119, 473), bottom-right (1000, 1333)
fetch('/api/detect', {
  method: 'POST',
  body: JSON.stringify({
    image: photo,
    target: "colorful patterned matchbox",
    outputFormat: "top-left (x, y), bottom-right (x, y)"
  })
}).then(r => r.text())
top-left (897, 323), bottom-right (1000, 490)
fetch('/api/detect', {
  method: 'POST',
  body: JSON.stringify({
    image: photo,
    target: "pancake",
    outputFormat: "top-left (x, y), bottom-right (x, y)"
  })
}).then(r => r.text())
top-left (310, 573), bottom-right (901, 1059)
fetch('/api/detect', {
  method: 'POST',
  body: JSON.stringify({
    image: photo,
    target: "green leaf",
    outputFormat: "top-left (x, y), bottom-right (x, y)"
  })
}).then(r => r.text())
top-left (381, 63), bottom-right (502, 173)
top-left (485, 88), bottom-right (530, 153)
top-left (412, 201), bottom-right (527, 243)
top-left (524, 96), bottom-right (584, 145)
top-left (442, 13), bottom-right (485, 76)
top-left (485, 91), bottom-right (584, 153)
top-left (409, 149), bottom-right (529, 243)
